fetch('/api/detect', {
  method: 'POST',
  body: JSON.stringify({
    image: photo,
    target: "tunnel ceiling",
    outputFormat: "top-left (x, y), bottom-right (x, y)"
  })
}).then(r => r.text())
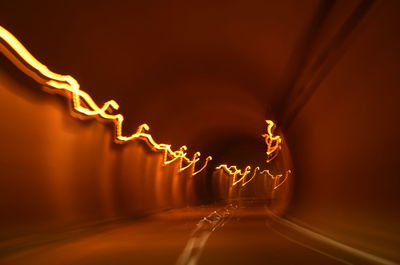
top-left (0, 0), bottom-right (373, 165)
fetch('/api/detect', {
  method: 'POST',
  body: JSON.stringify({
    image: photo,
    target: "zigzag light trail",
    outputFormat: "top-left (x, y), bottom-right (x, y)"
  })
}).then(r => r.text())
top-left (0, 25), bottom-right (211, 176)
top-left (0, 24), bottom-right (287, 183)
top-left (216, 120), bottom-right (291, 189)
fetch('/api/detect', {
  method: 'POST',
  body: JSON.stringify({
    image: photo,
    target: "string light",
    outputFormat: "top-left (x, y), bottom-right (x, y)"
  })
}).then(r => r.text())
top-left (0, 25), bottom-right (211, 176)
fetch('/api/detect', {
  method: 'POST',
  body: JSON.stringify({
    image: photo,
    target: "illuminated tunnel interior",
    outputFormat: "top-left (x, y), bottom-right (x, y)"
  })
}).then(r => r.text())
top-left (0, 0), bottom-right (399, 264)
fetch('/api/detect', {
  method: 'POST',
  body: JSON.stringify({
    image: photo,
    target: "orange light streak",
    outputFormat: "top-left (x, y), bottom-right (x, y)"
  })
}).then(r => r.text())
top-left (217, 165), bottom-right (291, 190)
top-left (0, 25), bottom-right (211, 176)
top-left (232, 166), bottom-right (251, 186)
top-left (262, 120), bottom-right (282, 163)
top-left (215, 120), bottom-right (290, 189)
top-left (241, 167), bottom-right (260, 187)
top-left (261, 169), bottom-right (291, 190)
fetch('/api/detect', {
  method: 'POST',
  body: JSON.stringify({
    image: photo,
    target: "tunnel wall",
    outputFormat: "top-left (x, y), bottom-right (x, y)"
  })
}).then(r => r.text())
top-left (286, 1), bottom-right (400, 261)
top-left (0, 68), bottom-right (206, 241)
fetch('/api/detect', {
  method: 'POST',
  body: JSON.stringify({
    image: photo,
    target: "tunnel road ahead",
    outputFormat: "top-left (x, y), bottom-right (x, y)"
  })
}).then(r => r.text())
top-left (0, 204), bottom-right (377, 265)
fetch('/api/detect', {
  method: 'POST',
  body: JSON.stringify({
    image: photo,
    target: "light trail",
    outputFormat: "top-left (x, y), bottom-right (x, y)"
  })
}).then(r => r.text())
top-left (261, 169), bottom-right (291, 190)
top-left (262, 120), bottom-right (282, 163)
top-left (0, 25), bottom-right (211, 176)
top-left (215, 120), bottom-right (291, 189)
top-left (241, 166), bottom-right (260, 186)
top-left (216, 164), bottom-right (291, 189)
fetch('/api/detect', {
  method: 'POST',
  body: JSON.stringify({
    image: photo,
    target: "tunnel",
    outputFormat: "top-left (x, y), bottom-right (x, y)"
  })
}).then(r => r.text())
top-left (0, 0), bottom-right (399, 264)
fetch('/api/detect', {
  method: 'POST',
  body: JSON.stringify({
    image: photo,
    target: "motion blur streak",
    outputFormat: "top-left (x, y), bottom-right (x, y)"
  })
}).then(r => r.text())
top-left (262, 120), bottom-right (282, 163)
top-left (263, 169), bottom-right (291, 190)
top-left (0, 25), bottom-right (211, 176)
top-left (215, 119), bottom-right (290, 189)
top-left (1, 0), bottom-right (399, 264)
top-left (176, 204), bottom-right (236, 265)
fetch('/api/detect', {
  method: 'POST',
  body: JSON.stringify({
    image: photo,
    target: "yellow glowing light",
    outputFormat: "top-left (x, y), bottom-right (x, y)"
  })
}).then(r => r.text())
top-left (217, 165), bottom-right (291, 190)
top-left (232, 166), bottom-right (251, 186)
top-left (262, 120), bottom-right (282, 163)
top-left (215, 120), bottom-right (289, 189)
top-left (0, 25), bottom-right (211, 176)
top-left (215, 164), bottom-right (254, 186)
top-left (241, 166), bottom-right (260, 187)
top-left (261, 169), bottom-right (291, 190)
